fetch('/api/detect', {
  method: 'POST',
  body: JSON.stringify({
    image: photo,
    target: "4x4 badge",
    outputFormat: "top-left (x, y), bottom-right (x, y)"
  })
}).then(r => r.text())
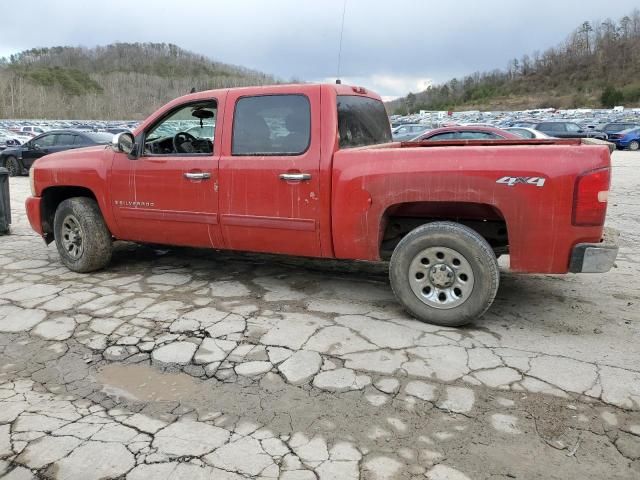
top-left (496, 176), bottom-right (546, 187)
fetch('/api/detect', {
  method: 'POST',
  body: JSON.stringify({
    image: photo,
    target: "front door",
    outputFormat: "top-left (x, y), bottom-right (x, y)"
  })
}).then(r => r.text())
top-left (110, 97), bottom-right (223, 248)
top-left (218, 87), bottom-right (322, 257)
top-left (22, 132), bottom-right (57, 168)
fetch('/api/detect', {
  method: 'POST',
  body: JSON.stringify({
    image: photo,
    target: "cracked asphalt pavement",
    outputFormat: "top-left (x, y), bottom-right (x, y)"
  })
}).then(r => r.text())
top-left (0, 151), bottom-right (639, 479)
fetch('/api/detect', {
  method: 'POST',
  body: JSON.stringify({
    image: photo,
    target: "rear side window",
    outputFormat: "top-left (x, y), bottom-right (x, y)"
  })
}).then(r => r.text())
top-left (539, 123), bottom-right (564, 133)
top-left (458, 131), bottom-right (501, 140)
top-left (337, 95), bottom-right (392, 148)
top-left (427, 132), bottom-right (457, 141)
top-left (56, 134), bottom-right (75, 146)
top-left (511, 128), bottom-right (534, 138)
top-left (232, 94), bottom-right (310, 156)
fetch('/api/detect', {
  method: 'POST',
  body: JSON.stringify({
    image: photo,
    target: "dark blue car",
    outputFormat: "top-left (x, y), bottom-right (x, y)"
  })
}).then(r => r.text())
top-left (608, 127), bottom-right (640, 151)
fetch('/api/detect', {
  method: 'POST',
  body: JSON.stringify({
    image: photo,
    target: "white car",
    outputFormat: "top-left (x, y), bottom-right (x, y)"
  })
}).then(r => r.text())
top-left (504, 127), bottom-right (553, 139)
top-left (0, 128), bottom-right (29, 147)
top-left (16, 126), bottom-right (48, 137)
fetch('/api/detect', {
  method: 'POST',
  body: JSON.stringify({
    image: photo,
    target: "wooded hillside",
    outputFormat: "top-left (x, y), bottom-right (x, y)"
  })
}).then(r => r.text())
top-left (0, 43), bottom-right (277, 119)
top-left (388, 10), bottom-right (640, 113)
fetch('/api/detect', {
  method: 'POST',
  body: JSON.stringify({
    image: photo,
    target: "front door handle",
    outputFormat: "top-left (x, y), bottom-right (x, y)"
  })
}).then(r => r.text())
top-left (184, 172), bottom-right (211, 180)
top-left (279, 173), bottom-right (312, 182)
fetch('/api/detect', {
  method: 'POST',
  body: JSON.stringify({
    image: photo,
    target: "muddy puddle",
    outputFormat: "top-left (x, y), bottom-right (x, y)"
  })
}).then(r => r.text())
top-left (97, 363), bottom-right (206, 403)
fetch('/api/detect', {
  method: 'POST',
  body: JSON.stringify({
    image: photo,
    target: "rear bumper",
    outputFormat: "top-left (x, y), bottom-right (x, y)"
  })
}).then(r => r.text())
top-left (569, 227), bottom-right (619, 273)
top-left (25, 196), bottom-right (43, 236)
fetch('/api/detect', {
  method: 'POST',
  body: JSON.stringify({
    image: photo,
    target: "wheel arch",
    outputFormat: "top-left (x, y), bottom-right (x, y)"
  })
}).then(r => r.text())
top-left (379, 201), bottom-right (509, 260)
top-left (40, 186), bottom-right (103, 243)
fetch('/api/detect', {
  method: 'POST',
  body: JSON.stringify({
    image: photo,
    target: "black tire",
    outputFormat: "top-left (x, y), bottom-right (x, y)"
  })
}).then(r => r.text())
top-left (4, 156), bottom-right (21, 177)
top-left (629, 140), bottom-right (639, 151)
top-left (53, 197), bottom-right (112, 273)
top-left (389, 221), bottom-right (499, 327)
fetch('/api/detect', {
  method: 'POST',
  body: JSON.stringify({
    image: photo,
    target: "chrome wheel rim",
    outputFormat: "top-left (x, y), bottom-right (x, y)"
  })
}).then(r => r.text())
top-left (408, 246), bottom-right (474, 309)
top-left (61, 215), bottom-right (84, 259)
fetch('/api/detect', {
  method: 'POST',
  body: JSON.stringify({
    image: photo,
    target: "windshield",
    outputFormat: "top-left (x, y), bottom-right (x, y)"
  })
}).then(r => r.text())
top-left (337, 95), bottom-right (392, 149)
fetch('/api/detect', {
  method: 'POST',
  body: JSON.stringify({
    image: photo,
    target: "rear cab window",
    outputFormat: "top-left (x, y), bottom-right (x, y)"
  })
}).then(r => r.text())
top-left (337, 95), bottom-right (392, 149)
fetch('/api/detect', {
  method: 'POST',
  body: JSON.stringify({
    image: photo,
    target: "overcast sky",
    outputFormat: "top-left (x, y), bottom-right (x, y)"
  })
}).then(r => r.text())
top-left (0, 0), bottom-right (638, 100)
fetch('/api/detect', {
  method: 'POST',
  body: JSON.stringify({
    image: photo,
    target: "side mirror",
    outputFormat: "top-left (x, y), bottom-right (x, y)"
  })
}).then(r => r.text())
top-left (112, 132), bottom-right (136, 158)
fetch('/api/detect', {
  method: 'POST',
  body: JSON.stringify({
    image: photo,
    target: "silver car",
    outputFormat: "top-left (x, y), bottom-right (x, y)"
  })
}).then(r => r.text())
top-left (392, 124), bottom-right (430, 141)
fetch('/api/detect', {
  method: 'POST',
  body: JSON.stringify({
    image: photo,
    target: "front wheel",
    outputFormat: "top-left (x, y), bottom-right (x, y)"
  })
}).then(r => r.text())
top-left (53, 197), bottom-right (112, 272)
top-left (389, 221), bottom-right (500, 327)
top-left (4, 156), bottom-right (21, 177)
top-left (628, 140), bottom-right (639, 151)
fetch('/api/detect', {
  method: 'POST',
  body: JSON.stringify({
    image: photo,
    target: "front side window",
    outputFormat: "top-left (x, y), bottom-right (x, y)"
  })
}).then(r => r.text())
top-left (232, 95), bottom-right (310, 156)
top-left (539, 123), bottom-right (562, 133)
top-left (514, 129), bottom-right (534, 139)
top-left (566, 123), bottom-right (582, 133)
top-left (337, 95), bottom-right (392, 149)
top-left (144, 100), bottom-right (216, 155)
top-left (34, 134), bottom-right (56, 148)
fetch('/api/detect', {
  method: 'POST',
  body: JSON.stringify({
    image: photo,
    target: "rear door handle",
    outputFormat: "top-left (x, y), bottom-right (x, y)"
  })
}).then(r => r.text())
top-left (184, 172), bottom-right (211, 180)
top-left (279, 173), bottom-right (311, 182)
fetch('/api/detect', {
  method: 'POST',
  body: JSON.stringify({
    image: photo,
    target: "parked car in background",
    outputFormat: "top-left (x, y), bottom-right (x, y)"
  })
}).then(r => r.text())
top-left (0, 129), bottom-right (29, 150)
top-left (392, 124), bottom-right (430, 141)
top-left (0, 130), bottom-right (113, 176)
top-left (608, 127), bottom-right (640, 150)
top-left (104, 127), bottom-right (131, 135)
top-left (510, 120), bottom-right (539, 128)
top-left (11, 125), bottom-right (47, 137)
top-left (599, 122), bottom-right (639, 136)
top-left (504, 127), bottom-right (553, 139)
top-left (0, 134), bottom-right (20, 151)
top-left (1, 129), bottom-right (32, 145)
top-left (532, 122), bottom-right (608, 140)
top-left (412, 126), bottom-right (520, 141)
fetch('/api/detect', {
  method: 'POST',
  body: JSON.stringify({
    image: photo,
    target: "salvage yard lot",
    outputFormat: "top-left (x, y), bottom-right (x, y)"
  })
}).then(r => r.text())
top-left (0, 151), bottom-right (639, 479)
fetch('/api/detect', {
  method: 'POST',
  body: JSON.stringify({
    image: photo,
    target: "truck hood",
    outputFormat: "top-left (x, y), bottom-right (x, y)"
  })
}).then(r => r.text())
top-left (33, 145), bottom-right (114, 197)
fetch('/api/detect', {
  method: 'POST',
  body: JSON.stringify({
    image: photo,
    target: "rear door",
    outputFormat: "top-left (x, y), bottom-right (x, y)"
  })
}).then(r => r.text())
top-left (218, 87), bottom-right (322, 257)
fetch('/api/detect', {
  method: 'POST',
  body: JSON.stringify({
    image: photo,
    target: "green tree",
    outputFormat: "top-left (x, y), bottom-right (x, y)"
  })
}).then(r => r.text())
top-left (601, 86), bottom-right (624, 107)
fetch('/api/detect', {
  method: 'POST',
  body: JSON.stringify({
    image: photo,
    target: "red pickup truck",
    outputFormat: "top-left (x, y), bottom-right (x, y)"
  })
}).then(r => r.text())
top-left (24, 83), bottom-right (618, 326)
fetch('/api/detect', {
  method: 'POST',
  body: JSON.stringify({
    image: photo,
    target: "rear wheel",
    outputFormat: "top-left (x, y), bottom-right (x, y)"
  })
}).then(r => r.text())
top-left (629, 140), bottom-right (639, 151)
top-left (389, 221), bottom-right (499, 327)
top-left (53, 197), bottom-right (112, 272)
top-left (4, 156), bottom-right (21, 177)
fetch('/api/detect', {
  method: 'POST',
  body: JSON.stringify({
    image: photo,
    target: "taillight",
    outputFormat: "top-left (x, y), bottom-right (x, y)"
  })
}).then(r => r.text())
top-left (572, 167), bottom-right (610, 226)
